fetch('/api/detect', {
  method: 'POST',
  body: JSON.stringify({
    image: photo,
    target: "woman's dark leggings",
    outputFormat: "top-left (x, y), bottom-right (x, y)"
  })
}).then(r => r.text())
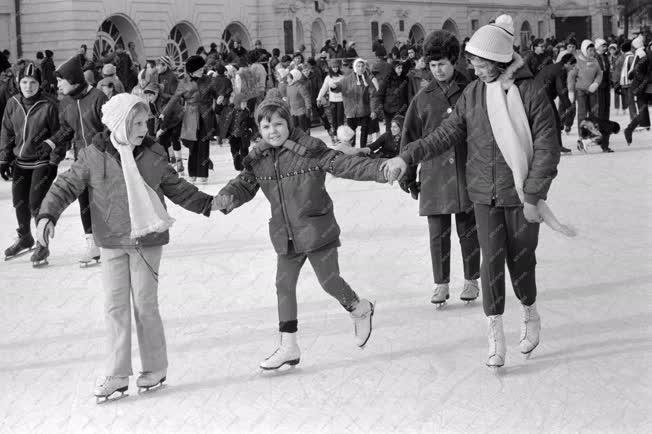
top-left (12, 164), bottom-right (57, 237)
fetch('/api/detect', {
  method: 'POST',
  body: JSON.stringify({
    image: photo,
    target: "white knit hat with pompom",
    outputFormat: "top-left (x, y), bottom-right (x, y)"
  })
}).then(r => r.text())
top-left (465, 15), bottom-right (515, 63)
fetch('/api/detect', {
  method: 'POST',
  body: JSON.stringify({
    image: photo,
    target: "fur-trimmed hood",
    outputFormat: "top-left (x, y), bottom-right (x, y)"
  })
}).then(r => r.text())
top-left (496, 53), bottom-right (532, 89)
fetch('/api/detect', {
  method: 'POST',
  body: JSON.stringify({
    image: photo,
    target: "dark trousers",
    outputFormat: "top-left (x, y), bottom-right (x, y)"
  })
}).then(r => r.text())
top-left (624, 87), bottom-right (637, 122)
top-left (558, 98), bottom-right (575, 130)
top-left (346, 116), bottom-right (370, 147)
top-left (576, 90), bottom-right (598, 135)
top-left (292, 114), bottom-right (310, 134)
top-left (427, 211), bottom-right (481, 284)
top-left (275, 241), bottom-right (359, 331)
top-left (182, 139), bottom-right (210, 178)
top-left (474, 204), bottom-right (539, 316)
top-left (12, 164), bottom-right (57, 237)
top-left (78, 188), bottom-right (93, 234)
top-left (160, 123), bottom-right (182, 156)
top-left (330, 102), bottom-right (345, 133)
top-left (627, 94), bottom-right (650, 131)
top-left (597, 87), bottom-right (611, 121)
top-left (229, 136), bottom-right (250, 171)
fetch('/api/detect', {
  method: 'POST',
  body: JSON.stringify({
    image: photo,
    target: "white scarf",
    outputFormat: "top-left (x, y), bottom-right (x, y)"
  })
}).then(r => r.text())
top-left (102, 94), bottom-right (175, 239)
top-left (486, 79), bottom-right (576, 237)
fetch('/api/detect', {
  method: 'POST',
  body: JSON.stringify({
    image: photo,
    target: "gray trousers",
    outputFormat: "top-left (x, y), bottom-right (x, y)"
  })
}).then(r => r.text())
top-left (101, 246), bottom-right (167, 376)
top-left (275, 241), bottom-right (359, 331)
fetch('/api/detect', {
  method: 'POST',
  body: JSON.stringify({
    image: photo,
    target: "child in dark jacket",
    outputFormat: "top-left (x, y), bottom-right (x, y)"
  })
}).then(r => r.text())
top-left (367, 114), bottom-right (404, 159)
top-left (215, 96), bottom-right (387, 370)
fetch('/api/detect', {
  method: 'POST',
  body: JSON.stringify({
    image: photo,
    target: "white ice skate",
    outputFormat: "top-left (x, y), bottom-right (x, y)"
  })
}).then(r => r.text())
top-left (351, 299), bottom-right (375, 348)
top-left (430, 283), bottom-right (449, 307)
top-left (487, 315), bottom-right (506, 369)
top-left (519, 302), bottom-right (541, 358)
top-left (460, 280), bottom-right (480, 303)
top-left (79, 234), bottom-right (100, 267)
top-left (94, 376), bottom-right (129, 404)
top-left (260, 332), bottom-right (300, 370)
top-left (137, 369), bottom-right (167, 392)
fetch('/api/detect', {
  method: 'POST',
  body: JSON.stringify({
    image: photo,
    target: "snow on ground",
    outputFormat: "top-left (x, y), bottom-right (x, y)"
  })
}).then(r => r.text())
top-left (1, 109), bottom-right (651, 433)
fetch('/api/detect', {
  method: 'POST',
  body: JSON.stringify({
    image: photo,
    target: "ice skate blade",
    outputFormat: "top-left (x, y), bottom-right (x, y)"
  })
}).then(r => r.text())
top-left (4, 247), bottom-right (35, 261)
top-left (356, 301), bottom-right (375, 349)
top-left (79, 259), bottom-right (101, 268)
top-left (260, 359), bottom-right (300, 371)
top-left (32, 260), bottom-right (48, 268)
top-left (138, 379), bottom-right (166, 394)
top-left (95, 389), bottom-right (128, 404)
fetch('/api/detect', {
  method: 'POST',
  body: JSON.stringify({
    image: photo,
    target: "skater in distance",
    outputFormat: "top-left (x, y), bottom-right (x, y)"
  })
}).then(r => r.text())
top-left (35, 93), bottom-right (223, 402)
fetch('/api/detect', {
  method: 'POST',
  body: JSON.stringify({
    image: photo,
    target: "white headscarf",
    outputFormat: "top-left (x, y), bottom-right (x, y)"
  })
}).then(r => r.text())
top-left (101, 93), bottom-right (175, 238)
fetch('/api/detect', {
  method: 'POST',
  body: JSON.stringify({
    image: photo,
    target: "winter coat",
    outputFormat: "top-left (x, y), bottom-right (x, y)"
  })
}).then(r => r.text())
top-left (629, 55), bottom-right (650, 97)
top-left (568, 54), bottom-right (603, 92)
top-left (317, 74), bottom-right (344, 103)
top-left (371, 59), bottom-right (393, 85)
top-left (620, 53), bottom-right (635, 87)
top-left (525, 52), bottom-right (551, 76)
top-left (535, 62), bottom-right (571, 107)
top-left (0, 69), bottom-right (19, 120)
top-left (368, 132), bottom-right (400, 159)
top-left (400, 55), bottom-right (560, 207)
top-left (596, 53), bottom-right (611, 89)
top-left (376, 70), bottom-right (409, 114)
top-left (163, 75), bottom-right (220, 142)
top-left (407, 68), bottom-right (433, 103)
top-left (46, 86), bottom-right (108, 154)
top-left (156, 68), bottom-right (182, 130)
top-left (286, 78), bottom-right (312, 117)
top-left (609, 53), bottom-right (624, 85)
top-left (219, 128), bottom-right (386, 254)
top-left (0, 92), bottom-right (62, 167)
top-left (115, 52), bottom-right (137, 92)
top-left (40, 57), bottom-right (57, 94)
top-left (401, 70), bottom-right (473, 215)
top-left (332, 72), bottom-right (377, 118)
top-left (38, 132), bottom-right (214, 249)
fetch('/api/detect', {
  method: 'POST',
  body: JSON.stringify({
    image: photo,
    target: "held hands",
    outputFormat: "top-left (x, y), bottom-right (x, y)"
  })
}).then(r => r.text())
top-left (36, 219), bottom-right (55, 247)
top-left (212, 194), bottom-right (235, 213)
top-left (379, 157), bottom-right (408, 185)
top-left (523, 202), bottom-right (544, 224)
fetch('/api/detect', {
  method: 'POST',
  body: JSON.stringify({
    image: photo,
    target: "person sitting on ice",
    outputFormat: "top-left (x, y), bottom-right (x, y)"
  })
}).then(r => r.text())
top-left (0, 63), bottom-right (61, 266)
top-left (214, 95), bottom-right (387, 371)
top-left (35, 93), bottom-right (221, 402)
top-left (382, 15), bottom-right (568, 369)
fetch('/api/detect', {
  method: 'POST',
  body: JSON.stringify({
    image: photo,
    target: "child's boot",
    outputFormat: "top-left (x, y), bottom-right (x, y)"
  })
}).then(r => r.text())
top-left (430, 283), bottom-right (449, 306)
top-left (520, 302), bottom-right (541, 358)
top-left (137, 369), bottom-right (167, 391)
top-left (460, 280), bottom-right (479, 302)
top-left (487, 315), bottom-right (506, 368)
top-left (260, 332), bottom-right (300, 370)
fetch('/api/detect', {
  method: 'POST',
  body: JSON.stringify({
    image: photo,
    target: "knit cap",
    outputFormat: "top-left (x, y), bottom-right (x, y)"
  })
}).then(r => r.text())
top-left (185, 55), bottom-right (205, 74)
top-left (55, 56), bottom-right (85, 85)
top-left (19, 62), bottom-right (41, 84)
top-left (465, 15), bottom-right (514, 63)
top-left (101, 93), bottom-right (149, 144)
top-left (102, 63), bottom-right (117, 76)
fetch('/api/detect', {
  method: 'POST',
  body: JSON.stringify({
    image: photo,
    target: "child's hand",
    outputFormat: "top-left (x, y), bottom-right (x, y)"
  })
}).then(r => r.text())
top-left (359, 147), bottom-right (371, 155)
top-left (212, 194), bottom-right (234, 213)
top-left (523, 202), bottom-right (544, 224)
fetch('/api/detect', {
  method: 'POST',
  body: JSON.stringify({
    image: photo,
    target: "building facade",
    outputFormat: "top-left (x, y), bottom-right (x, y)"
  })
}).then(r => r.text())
top-left (1, 0), bottom-right (622, 67)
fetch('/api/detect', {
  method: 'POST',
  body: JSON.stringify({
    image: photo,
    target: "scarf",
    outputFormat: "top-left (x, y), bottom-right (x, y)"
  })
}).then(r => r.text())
top-left (101, 93), bottom-right (175, 239)
top-left (486, 78), bottom-right (576, 237)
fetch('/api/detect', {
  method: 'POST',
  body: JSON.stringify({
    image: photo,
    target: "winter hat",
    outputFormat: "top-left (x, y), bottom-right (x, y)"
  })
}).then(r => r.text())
top-left (608, 43), bottom-right (617, 51)
top-left (390, 114), bottom-right (405, 132)
top-left (580, 40), bottom-right (594, 58)
top-left (97, 76), bottom-right (117, 89)
top-left (215, 64), bottom-right (226, 75)
top-left (19, 62), bottom-right (42, 84)
top-left (102, 63), bottom-right (117, 76)
top-left (185, 55), bottom-right (205, 74)
top-left (55, 56), bottom-right (85, 85)
top-left (158, 55), bottom-right (173, 69)
top-left (352, 58), bottom-right (369, 86)
top-left (83, 69), bottom-right (96, 86)
top-left (594, 38), bottom-right (607, 49)
top-left (632, 35), bottom-right (644, 50)
top-left (45, 50), bottom-right (53, 58)
top-left (254, 93), bottom-right (291, 125)
top-left (423, 29), bottom-right (460, 64)
top-left (289, 69), bottom-right (302, 83)
top-left (465, 15), bottom-right (514, 63)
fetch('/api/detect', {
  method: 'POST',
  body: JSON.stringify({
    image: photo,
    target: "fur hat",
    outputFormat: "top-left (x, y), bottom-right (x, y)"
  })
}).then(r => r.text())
top-left (423, 30), bottom-right (460, 64)
top-left (185, 55), bottom-right (206, 74)
top-left (466, 15), bottom-right (514, 63)
top-left (19, 62), bottom-right (42, 84)
top-left (55, 56), bottom-right (85, 85)
top-left (102, 63), bottom-right (117, 76)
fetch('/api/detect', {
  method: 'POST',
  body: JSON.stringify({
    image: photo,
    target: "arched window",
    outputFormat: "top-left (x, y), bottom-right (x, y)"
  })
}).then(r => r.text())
top-left (381, 23), bottom-right (396, 51)
top-left (520, 21), bottom-right (532, 49)
top-left (93, 15), bottom-right (144, 62)
top-left (165, 22), bottom-right (201, 69)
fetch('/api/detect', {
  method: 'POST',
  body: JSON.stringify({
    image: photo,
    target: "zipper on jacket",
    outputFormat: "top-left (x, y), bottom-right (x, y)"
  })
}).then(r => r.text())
top-left (15, 98), bottom-right (45, 159)
top-left (273, 149), bottom-right (294, 241)
top-left (491, 139), bottom-right (497, 203)
top-left (77, 100), bottom-right (89, 148)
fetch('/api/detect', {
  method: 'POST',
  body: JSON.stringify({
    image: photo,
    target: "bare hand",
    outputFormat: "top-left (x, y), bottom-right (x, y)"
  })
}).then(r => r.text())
top-left (370, 112), bottom-right (377, 120)
top-left (212, 194), bottom-right (234, 212)
top-left (381, 157), bottom-right (407, 185)
top-left (359, 147), bottom-right (371, 155)
top-left (523, 202), bottom-right (544, 224)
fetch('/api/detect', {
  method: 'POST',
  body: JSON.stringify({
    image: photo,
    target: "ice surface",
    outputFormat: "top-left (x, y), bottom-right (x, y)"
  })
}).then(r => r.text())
top-left (1, 110), bottom-right (651, 433)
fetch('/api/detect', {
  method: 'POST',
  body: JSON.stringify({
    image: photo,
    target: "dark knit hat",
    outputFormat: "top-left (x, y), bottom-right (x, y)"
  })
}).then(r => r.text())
top-left (423, 30), bottom-right (460, 64)
top-left (185, 55), bottom-right (206, 74)
top-left (19, 62), bottom-right (42, 84)
top-left (56, 56), bottom-right (85, 84)
top-left (45, 50), bottom-right (53, 58)
top-left (254, 92), bottom-right (291, 125)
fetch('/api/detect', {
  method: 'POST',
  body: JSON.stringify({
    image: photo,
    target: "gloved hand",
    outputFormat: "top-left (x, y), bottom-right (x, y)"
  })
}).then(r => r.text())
top-left (36, 218), bottom-right (55, 247)
top-left (0, 161), bottom-right (12, 181)
top-left (36, 142), bottom-right (54, 160)
top-left (399, 178), bottom-right (420, 200)
top-left (588, 82), bottom-right (599, 93)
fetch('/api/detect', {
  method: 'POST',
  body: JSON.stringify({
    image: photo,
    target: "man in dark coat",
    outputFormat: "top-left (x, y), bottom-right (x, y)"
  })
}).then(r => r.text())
top-left (400, 30), bottom-right (480, 305)
top-left (113, 42), bottom-right (137, 92)
top-left (594, 38), bottom-right (612, 149)
top-left (535, 53), bottom-right (576, 153)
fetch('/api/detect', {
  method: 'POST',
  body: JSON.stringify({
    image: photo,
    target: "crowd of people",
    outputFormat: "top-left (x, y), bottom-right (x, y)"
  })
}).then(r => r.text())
top-left (0, 17), bottom-right (649, 402)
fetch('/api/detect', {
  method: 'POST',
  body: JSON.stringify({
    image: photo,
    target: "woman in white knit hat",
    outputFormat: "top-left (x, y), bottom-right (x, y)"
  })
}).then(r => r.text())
top-left (35, 93), bottom-right (220, 401)
top-left (384, 15), bottom-right (569, 369)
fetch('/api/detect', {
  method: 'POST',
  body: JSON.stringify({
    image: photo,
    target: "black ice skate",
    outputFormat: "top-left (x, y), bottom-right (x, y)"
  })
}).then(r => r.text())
top-left (4, 233), bottom-right (35, 261)
top-left (30, 242), bottom-right (49, 268)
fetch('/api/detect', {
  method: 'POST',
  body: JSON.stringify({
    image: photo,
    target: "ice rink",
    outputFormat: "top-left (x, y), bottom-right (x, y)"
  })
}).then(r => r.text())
top-left (1, 110), bottom-right (651, 433)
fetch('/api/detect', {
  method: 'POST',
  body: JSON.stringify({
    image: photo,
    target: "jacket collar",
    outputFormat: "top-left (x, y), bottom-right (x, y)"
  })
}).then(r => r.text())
top-left (424, 69), bottom-right (469, 98)
top-left (94, 131), bottom-right (153, 161)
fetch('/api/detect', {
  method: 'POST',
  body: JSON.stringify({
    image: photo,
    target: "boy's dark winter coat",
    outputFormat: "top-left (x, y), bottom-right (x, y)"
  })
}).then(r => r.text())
top-left (401, 70), bottom-right (473, 215)
top-left (400, 56), bottom-right (560, 207)
top-left (219, 129), bottom-right (386, 254)
top-left (38, 133), bottom-right (214, 248)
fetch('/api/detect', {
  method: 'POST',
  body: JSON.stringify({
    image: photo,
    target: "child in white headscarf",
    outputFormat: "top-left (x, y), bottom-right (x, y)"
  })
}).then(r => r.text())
top-left (35, 93), bottom-right (220, 402)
